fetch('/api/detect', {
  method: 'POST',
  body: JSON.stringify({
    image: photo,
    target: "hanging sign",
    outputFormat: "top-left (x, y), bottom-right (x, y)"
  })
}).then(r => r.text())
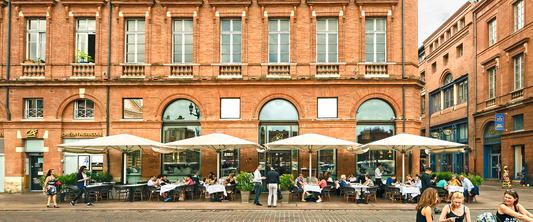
top-left (431, 132), bottom-right (440, 138)
top-left (495, 114), bottom-right (505, 130)
top-left (443, 129), bottom-right (453, 136)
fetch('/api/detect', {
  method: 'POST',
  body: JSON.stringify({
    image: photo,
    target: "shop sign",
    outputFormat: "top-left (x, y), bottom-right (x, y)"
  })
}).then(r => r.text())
top-left (26, 129), bottom-right (38, 137)
top-left (495, 114), bottom-right (504, 130)
top-left (443, 129), bottom-right (453, 136)
top-left (431, 132), bottom-right (440, 138)
top-left (0, 132), bottom-right (3, 137)
top-left (62, 132), bottom-right (103, 137)
top-left (484, 137), bottom-right (501, 144)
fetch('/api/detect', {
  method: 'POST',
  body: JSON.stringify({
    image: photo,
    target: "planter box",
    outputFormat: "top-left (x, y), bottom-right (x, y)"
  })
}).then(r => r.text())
top-left (281, 191), bottom-right (290, 204)
top-left (241, 191), bottom-right (250, 203)
top-left (23, 61), bottom-right (34, 64)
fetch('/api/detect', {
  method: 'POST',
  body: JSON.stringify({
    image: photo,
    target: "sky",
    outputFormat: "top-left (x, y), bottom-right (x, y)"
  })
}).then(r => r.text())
top-left (418, 0), bottom-right (470, 47)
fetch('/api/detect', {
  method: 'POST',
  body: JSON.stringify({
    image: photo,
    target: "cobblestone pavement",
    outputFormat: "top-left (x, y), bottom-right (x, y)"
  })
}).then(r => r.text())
top-left (0, 209), bottom-right (496, 222)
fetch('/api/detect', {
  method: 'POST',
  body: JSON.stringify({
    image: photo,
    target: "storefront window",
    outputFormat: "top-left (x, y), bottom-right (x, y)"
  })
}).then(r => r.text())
top-left (162, 99), bottom-right (202, 181)
top-left (356, 99), bottom-right (396, 177)
top-left (126, 150), bottom-right (141, 184)
top-left (221, 149), bottom-right (239, 178)
top-left (318, 149), bottom-right (336, 180)
top-left (62, 138), bottom-right (103, 175)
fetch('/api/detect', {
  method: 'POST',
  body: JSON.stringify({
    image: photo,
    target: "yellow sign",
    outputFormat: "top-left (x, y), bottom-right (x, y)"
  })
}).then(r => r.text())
top-left (0, 132), bottom-right (3, 137)
top-left (26, 129), bottom-right (38, 137)
top-left (62, 132), bottom-right (103, 137)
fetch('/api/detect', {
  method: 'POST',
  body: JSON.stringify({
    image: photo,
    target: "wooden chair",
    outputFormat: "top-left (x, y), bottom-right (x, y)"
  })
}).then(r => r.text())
top-left (67, 186), bottom-right (79, 204)
top-left (321, 186), bottom-right (332, 202)
top-left (366, 186), bottom-right (378, 204)
top-left (289, 186), bottom-right (300, 202)
top-left (198, 185), bottom-right (209, 202)
top-left (344, 187), bottom-right (357, 203)
top-left (87, 187), bottom-right (101, 203)
top-left (184, 185), bottom-right (195, 201)
top-left (100, 185), bottom-right (113, 201)
top-left (436, 187), bottom-right (448, 202)
top-left (384, 185), bottom-right (393, 199)
top-left (223, 185), bottom-right (235, 201)
top-left (173, 186), bottom-right (185, 202)
top-left (131, 186), bottom-right (144, 202)
top-left (148, 186), bottom-right (161, 202)
top-left (114, 186), bottom-right (129, 202)
top-left (389, 187), bottom-right (402, 203)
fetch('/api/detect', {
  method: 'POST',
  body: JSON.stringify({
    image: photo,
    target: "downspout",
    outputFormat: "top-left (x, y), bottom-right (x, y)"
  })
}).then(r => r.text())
top-left (402, 0), bottom-right (406, 177)
top-left (5, 0), bottom-right (12, 121)
top-left (473, 11), bottom-right (477, 175)
top-left (106, 1), bottom-right (112, 175)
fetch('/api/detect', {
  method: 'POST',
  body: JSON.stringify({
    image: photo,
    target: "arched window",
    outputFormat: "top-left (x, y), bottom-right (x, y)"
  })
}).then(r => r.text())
top-left (74, 99), bottom-right (95, 119)
top-left (355, 99), bottom-right (396, 177)
top-left (161, 99), bottom-right (202, 180)
top-left (258, 99), bottom-right (299, 179)
top-left (444, 74), bottom-right (453, 85)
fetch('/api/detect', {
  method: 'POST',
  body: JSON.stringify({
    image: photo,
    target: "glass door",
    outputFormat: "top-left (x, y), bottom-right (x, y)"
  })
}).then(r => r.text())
top-left (490, 154), bottom-right (501, 179)
top-left (30, 156), bottom-right (44, 191)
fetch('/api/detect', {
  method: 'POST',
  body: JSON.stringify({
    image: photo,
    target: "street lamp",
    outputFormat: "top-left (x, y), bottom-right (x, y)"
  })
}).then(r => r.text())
top-left (189, 103), bottom-right (200, 119)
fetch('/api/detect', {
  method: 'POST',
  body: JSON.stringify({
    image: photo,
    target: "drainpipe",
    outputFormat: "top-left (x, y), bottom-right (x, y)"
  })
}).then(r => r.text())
top-left (473, 11), bottom-right (477, 175)
top-left (401, 0), bottom-right (406, 178)
top-left (5, 0), bottom-right (12, 121)
top-left (106, 1), bottom-right (112, 174)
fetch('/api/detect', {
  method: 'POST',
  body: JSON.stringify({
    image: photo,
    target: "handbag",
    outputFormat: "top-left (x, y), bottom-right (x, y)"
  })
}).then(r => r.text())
top-left (56, 181), bottom-right (62, 186)
top-left (277, 189), bottom-right (283, 200)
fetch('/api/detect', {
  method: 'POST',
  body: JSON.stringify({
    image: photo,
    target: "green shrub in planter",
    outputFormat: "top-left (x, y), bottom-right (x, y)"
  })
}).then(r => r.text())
top-left (280, 174), bottom-right (294, 191)
top-left (236, 171), bottom-right (254, 192)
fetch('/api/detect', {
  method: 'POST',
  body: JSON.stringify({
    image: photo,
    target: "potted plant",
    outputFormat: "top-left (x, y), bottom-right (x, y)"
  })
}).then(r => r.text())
top-left (280, 174), bottom-right (294, 204)
top-left (23, 58), bottom-right (35, 64)
top-left (74, 49), bottom-right (93, 63)
top-left (39, 172), bottom-right (77, 203)
top-left (235, 171), bottom-right (254, 203)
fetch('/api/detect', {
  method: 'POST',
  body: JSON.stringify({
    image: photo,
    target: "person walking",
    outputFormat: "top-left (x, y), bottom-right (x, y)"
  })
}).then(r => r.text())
top-left (416, 188), bottom-right (439, 222)
top-left (70, 166), bottom-right (93, 207)
top-left (421, 168), bottom-right (441, 214)
top-left (43, 169), bottom-right (59, 208)
top-left (266, 166), bottom-right (280, 207)
top-left (253, 164), bottom-right (266, 206)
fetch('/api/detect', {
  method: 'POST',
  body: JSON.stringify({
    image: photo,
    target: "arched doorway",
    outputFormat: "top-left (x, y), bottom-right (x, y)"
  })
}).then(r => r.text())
top-left (483, 122), bottom-right (501, 179)
top-left (161, 99), bottom-right (202, 181)
top-left (355, 99), bottom-right (396, 177)
top-left (258, 99), bottom-right (299, 178)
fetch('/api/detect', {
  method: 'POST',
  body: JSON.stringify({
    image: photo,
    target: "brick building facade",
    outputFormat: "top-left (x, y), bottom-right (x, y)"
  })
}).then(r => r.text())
top-left (420, 0), bottom-right (533, 183)
top-left (0, 0), bottom-right (420, 193)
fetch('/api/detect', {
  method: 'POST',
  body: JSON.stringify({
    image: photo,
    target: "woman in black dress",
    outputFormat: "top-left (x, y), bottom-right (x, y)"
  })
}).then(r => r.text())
top-left (496, 190), bottom-right (533, 222)
top-left (438, 192), bottom-right (470, 222)
top-left (43, 169), bottom-right (58, 208)
top-left (416, 188), bottom-right (439, 222)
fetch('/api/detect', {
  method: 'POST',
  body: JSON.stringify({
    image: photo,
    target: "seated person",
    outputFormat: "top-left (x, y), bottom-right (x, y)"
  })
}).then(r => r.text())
top-left (326, 172), bottom-right (333, 182)
top-left (339, 174), bottom-right (351, 196)
top-left (410, 175), bottom-right (422, 189)
top-left (161, 174), bottom-right (170, 184)
top-left (157, 175), bottom-right (168, 186)
top-left (208, 174), bottom-right (218, 185)
top-left (363, 175), bottom-right (374, 186)
top-left (184, 175), bottom-right (194, 185)
top-left (224, 173), bottom-right (236, 186)
top-left (295, 174), bottom-right (305, 201)
top-left (430, 174), bottom-right (438, 186)
top-left (348, 173), bottom-right (356, 182)
top-left (147, 175), bottom-right (160, 188)
top-left (436, 178), bottom-right (449, 190)
top-left (405, 175), bottom-right (414, 185)
top-left (450, 174), bottom-right (462, 186)
top-left (315, 175), bottom-right (327, 203)
top-left (386, 174), bottom-right (398, 186)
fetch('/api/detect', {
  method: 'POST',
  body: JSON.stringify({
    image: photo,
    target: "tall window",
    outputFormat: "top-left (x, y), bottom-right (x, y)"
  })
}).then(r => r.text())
top-left (365, 18), bottom-right (386, 63)
top-left (458, 80), bottom-right (468, 104)
top-left (221, 19), bottom-right (242, 63)
top-left (317, 18), bottom-right (338, 63)
top-left (514, 0), bottom-right (524, 31)
top-left (513, 114), bottom-right (524, 131)
top-left (421, 96), bottom-right (426, 114)
top-left (173, 19), bottom-right (193, 63)
top-left (76, 19), bottom-right (96, 62)
top-left (444, 54), bottom-right (449, 66)
top-left (514, 54), bottom-right (524, 90)
top-left (444, 88), bottom-right (454, 109)
top-left (25, 99), bottom-right (43, 119)
top-left (488, 68), bottom-right (496, 99)
top-left (457, 44), bottom-right (463, 57)
top-left (27, 18), bottom-right (46, 62)
top-left (458, 123), bottom-right (468, 141)
top-left (433, 93), bottom-right (441, 113)
top-left (74, 99), bottom-right (95, 119)
top-left (432, 63), bottom-right (437, 73)
top-left (488, 19), bottom-right (497, 46)
top-left (125, 19), bottom-right (145, 63)
top-left (269, 19), bottom-right (290, 63)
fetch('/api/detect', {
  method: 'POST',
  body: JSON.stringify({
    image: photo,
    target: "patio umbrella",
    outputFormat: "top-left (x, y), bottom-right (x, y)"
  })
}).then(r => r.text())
top-left (357, 132), bottom-right (468, 183)
top-left (425, 147), bottom-right (465, 155)
top-left (161, 132), bottom-right (262, 179)
top-left (56, 133), bottom-right (162, 184)
top-left (264, 132), bottom-right (360, 180)
top-left (57, 147), bottom-right (107, 154)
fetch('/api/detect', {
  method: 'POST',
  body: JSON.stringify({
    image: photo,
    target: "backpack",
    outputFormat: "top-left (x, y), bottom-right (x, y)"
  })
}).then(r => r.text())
top-left (477, 212), bottom-right (496, 222)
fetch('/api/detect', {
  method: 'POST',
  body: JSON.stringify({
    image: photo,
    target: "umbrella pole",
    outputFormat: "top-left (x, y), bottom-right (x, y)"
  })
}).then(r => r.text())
top-left (123, 153), bottom-right (127, 185)
top-left (217, 152), bottom-right (220, 181)
top-left (309, 152), bottom-right (312, 181)
top-left (402, 153), bottom-right (405, 184)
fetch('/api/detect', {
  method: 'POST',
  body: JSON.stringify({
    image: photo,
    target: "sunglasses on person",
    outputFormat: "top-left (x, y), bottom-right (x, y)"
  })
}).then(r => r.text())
top-left (505, 189), bottom-right (516, 193)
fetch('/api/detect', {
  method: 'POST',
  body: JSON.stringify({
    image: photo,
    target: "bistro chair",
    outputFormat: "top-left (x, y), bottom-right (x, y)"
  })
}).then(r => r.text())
top-left (366, 186), bottom-right (378, 204)
top-left (184, 185), bottom-right (195, 201)
top-left (87, 187), bottom-right (101, 203)
top-left (114, 186), bottom-right (129, 202)
top-left (321, 185), bottom-right (332, 202)
top-left (389, 187), bottom-right (402, 203)
top-left (198, 185), bottom-right (209, 202)
top-left (67, 186), bottom-right (79, 204)
top-left (148, 186), bottom-right (161, 202)
top-left (289, 186), bottom-right (300, 202)
top-left (436, 187), bottom-right (447, 202)
top-left (132, 185), bottom-right (144, 202)
top-left (173, 186), bottom-right (185, 202)
top-left (224, 185), bottom-right (235, 201)
top-left (384, 185), bottom-right (394, 199)
top-left (100, 185), bottom-right (113, 201)
top-left (344, 187), bottom-right (357, 203)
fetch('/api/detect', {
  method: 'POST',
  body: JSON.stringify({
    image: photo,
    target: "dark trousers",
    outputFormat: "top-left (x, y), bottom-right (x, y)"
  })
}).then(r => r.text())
top-left (253, 183), bottom-right (262, 204)
top-left (463, 190), bottom-right (470, 203)
top-left (375, 179), bottom-right (383, 196)
top-left (72, 187), bottom-right (89, 204)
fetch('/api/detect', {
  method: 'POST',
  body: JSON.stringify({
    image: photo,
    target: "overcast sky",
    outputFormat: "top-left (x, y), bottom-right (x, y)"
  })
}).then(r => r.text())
top-left (418, 0), bottom-right (469, 47)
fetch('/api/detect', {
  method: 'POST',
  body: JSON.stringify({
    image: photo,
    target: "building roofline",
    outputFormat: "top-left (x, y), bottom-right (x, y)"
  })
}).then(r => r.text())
top-left (422, 2), bottom-right (472, 46)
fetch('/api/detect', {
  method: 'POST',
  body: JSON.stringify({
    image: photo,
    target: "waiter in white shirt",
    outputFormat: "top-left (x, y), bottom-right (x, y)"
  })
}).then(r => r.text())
top-left (253, 164), bottom-right (266, 206)
top-left (375, 163), bottom-right (384, 197)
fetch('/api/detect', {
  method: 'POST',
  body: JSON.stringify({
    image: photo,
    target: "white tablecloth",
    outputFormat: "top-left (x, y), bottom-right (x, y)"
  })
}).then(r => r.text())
top-left (349, 178), bottom-right (357, 182)
top-left (397, 185), bottom-right (421, 197)
top-left (206, 185), bottom-right (227, 196)
top-left (351, 184), bottom-right (369, 192)
top-left (447, 186), bottom-right (465, 194)
top-left (303, 185), bottom-right (322, 193)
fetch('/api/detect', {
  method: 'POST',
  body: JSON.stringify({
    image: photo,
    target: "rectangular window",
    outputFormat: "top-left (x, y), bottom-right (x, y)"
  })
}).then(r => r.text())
top-left (444, 54), bottom-right (449, 66)
top-left (123, 99), bottom-right (143, 119)
top-left (318, 149), bottom-right (337, 180)
top-left (317, 18), bottom-right (338, 63)
top-left (74, 99), bottom-right (95, 119)
top-left (221, 19), bottom-right (242, 63)
top-left (432, 93), bottom-right (441, 113)
top-left (461, 18), bottom-right (465, 28)
top-left (269, 19), bottom-right (290, 63)
top-left (25, 99), bottom-right (43, 119)
top-left (458, 123), bottom-right (468, 140)
top-left (514, 114), bottom-right (524, 131)
top-left (488, 19), bottom-right (497, 46)
top-left (173, 19), bottom-right (193, 63)
top-left (488, 68), bottom-right (496, 99)
top-left (220, 98), bottom-right (240, 119)
top-left (432, 62), bottom-right (437, 73)
top-left (457, 44), bottom-right (463, 57)
top-left (317, 98), bottom-right (338, 118)
top-left (458, 80), bottom-right (468, 104)
top-left (126, 150), bottom-right (142, 184)
top-left (514, 0), bottom-right (524, 31)
top-left (421, 96), bottom-right (426, 114)
top-left (454, 25), bottom-right (458, 34)
top-left (75, 18), bottom-right (96, 63)
top-left (365, 18), bottom-right (386, 63)
top-left (27, 18), bottom-right (46, 62)
top-left (514, 54), bottom-right (524, 90)
top-left (444, 88), bottom-right (454, 109)
top-left (447, 30), bottom-right (452, 39)
top-left (125, 19), bottom-right (145, 63)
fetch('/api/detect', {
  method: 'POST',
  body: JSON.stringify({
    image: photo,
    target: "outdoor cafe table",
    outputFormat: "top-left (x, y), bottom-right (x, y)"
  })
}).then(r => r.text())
top-left (350, 184), bottom-right (369, 192)
top-left (160, 184), bottom-right (187, 196)
top-left (447, 186), bottom-right (464, 194)
top-left (86, 184), bottom-right (112, 202)
top-left (206, 185), bottom-right (227, 196)
top-left (397, 185), bottom-right (421, 197)
top-left (303, 185), bottom-right (322, 194)
top-left (114, 184), bottom-right (146, 202)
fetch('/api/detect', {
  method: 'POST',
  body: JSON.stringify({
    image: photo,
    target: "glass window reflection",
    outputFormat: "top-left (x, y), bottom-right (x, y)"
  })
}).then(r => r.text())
top-left (259, 99), bottom-right (299, 121)
top-left (356, 99), bottom-right (395, 121)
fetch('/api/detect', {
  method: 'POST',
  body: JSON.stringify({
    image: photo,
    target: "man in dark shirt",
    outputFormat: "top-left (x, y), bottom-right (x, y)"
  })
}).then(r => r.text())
top-left (266, 166), bottom-right (280, 207)
top-left (420, 168), bottom-right (441, 214)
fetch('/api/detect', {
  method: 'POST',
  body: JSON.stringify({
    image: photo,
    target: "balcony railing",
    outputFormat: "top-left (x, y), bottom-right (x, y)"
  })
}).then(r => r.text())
top-left (72, 64), bottom-right (95, 78)
top-left (365, 64), bottom-right (388, 77)
top-left (486, 98), bottom-right (495, 108)
top-left (74, 108), bottom-right (94, 119)
top-left (219, 65), bottom-right (242, 78)
top-left (316, 65), bottom-right (339, 76)
top-left (122, 65), bottom-right (145, 78)
top-left (267, 65), bottom-right (290, 77)
top-left (24, 108), bottom-right (44, 119)
top-left (21, 64), bottom-right (45, 79)
top-left (511, 89), bottom-right (524, 100)
top-left (170, 66), bottom-right (193, 78)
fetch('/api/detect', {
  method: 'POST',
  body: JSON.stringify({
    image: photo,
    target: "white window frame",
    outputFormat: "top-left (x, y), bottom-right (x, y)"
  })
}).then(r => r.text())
top-left (220, 19), bottom-right (242, 63)
top-left (488, 19), bottom-right (497, 46)
top-left (458, 80), bottom-right (468, 104)
top-left (25, 99), bottom-right (43, 119)
top-left (365, 18), bottom-right (387, 63)
top-left (220, 98), bottom-right (241, 119)
top-left (125, 19), bottom-right (145, 63)
top-left (514, 0), bottom-right (524, 31)
top-left (74, 99), bottom-right (95, 120)
top-left (268, 18), bottom-right (290, 63)
top-left (75, 18), bottom-right (96, 63)
top-left (317, 98), bottom-right (338, 119)
top-left (172, 19), bottom-right (194, 63)
top-left (316, 18), bottom-right (338, 63)
top-left (514, 54), bottom-right (524, 90)
top-left (488, 68), bottom-right (496, 99)
top-left (26, 18), bottom-right (46, 62)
